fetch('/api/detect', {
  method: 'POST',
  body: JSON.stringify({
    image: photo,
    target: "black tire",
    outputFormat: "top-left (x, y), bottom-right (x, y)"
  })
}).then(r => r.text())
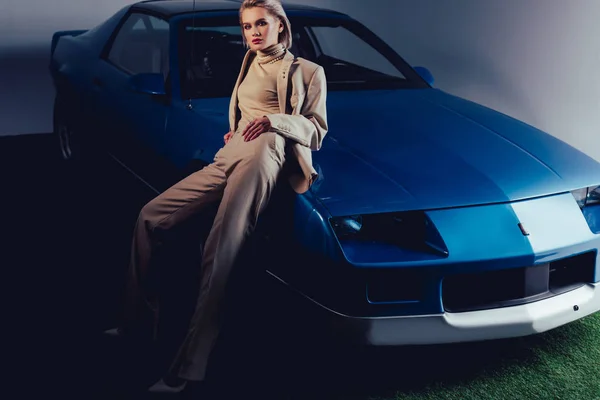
top-left (53, 95), bottom-right (92, 162)
top-left (54, 96), bottom-right (74, 161)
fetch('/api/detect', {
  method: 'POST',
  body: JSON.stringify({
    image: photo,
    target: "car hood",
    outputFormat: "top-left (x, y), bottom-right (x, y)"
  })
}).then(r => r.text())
top-left (311, 89), bottom-right (600, 217)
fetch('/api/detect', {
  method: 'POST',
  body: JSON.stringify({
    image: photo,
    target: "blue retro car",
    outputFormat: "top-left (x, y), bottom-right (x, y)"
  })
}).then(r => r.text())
top-left (49, 0), bottom-right (600, 345)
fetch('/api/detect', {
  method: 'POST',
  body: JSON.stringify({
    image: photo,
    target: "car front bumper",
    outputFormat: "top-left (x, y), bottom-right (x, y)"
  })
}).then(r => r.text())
top-left (269, 271), bottom-right (600, 345)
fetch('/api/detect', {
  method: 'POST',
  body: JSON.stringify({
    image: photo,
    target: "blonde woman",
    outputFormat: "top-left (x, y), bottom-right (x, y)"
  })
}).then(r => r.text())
top-left (113, 0), bottom-right (328, 393)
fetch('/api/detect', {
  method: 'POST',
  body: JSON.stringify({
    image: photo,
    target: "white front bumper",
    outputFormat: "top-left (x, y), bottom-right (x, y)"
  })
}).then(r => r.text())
top-left (329, 282), bottom-right (600, 345)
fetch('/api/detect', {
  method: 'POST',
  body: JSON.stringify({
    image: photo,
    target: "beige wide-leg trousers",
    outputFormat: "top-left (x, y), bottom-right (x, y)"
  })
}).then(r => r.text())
top-left (122, 128), bottom-right (287, 381)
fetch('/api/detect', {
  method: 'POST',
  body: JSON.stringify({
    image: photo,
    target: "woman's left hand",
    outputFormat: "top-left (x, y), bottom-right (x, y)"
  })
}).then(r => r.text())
top-left (242, 116), bottom-right (271, 142)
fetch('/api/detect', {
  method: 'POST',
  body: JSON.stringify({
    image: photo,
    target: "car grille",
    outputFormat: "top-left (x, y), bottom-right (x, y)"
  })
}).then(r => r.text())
top-left (366, 268), bottom-right (425, 304)
top-left (442, 251), bottom-right (597, 313)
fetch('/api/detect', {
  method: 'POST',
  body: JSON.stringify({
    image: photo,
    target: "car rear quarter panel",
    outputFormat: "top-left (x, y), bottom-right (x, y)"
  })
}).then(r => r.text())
top-left (49, 5), bottom-right (131, 107)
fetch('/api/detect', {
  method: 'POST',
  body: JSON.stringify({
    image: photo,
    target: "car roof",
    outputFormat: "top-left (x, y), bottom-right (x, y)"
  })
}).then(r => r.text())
top-left (133, 0), bottom-right (344, 18)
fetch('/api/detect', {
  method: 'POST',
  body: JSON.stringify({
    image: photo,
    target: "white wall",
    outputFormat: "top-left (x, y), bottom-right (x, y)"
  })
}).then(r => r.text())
top-left (0, 0), bottom-right (136, 135)
top-left (1, 0), bottom-right (599, 162)
top-left (0, 0), bottom-right (137, 50)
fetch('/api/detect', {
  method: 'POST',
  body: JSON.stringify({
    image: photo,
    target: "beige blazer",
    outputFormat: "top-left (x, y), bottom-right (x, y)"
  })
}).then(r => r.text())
top-left (228, 49), bottom-right (328, 194)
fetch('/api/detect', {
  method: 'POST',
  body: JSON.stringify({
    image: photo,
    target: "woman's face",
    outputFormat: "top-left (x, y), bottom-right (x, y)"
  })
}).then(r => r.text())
top-left (241, 7), bottom-right (283, 51)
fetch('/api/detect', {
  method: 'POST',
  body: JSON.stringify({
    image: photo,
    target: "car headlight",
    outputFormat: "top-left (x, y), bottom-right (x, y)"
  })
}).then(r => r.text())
top-left (571, 185), bottom-right (600, 208)
top-left (329, 211), bottom-right (448, 256)
top-left (330, 214), bottom-right (363, 237)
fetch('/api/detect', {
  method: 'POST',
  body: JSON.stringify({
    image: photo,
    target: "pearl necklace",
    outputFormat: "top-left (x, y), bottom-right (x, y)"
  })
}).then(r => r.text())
top-left (260, 46), bottom-right (283, 57)
top-left (257, 43), bottom-right (286, 65)
top-left (263, 53), bottom-right (285, 64)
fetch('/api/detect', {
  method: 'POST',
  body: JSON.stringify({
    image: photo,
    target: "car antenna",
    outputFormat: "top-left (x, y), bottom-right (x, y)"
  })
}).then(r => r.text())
top-left (186, 0), bottom-right (197, 111)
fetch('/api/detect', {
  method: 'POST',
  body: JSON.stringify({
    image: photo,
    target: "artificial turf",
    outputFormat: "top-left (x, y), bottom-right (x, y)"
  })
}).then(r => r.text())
top-left (371, 312), bottom-right (600, 400)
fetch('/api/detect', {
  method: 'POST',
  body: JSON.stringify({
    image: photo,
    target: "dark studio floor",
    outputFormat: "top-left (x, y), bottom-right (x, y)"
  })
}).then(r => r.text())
top-left (4, 133), bottom-right (599, 400)
top-left (1, 132), bottom-right (288, 399)
top-left (1, 132), bottom-right (396, 400)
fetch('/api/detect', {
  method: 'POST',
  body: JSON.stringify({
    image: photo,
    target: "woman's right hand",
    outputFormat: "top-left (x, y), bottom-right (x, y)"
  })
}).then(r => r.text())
top-left (224, 131), bottom-right (233, 144)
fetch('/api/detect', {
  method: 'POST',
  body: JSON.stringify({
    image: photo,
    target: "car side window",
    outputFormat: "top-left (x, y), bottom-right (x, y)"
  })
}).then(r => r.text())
top-left (178, 24), bottom-right (247, 99)
top-left (309, 26), bottom-right (406, 80)
top-left (106, 12), bottom-right (170, 78)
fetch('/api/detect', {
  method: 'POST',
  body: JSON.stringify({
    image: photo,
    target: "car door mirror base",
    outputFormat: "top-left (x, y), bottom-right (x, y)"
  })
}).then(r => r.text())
top-left (413, 66), bottom-right (435, 86)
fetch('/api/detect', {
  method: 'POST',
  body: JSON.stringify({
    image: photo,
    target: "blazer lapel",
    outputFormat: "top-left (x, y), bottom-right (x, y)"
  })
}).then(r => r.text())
top-left (277, 50), bottom-right (295, 115)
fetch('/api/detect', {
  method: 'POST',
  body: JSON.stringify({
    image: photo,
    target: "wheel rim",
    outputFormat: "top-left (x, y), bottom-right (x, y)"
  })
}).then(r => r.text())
top-left (58, 123), bottom-right (73, 160)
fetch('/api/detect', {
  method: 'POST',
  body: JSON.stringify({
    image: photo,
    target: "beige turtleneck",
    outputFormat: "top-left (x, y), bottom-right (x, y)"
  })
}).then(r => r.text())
top-left (236, 43), bottom-right (286, 134)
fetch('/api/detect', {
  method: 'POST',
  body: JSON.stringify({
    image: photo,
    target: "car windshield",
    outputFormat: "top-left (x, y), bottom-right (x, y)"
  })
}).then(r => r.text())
top-left (177, 14), bottom-right (428, 99)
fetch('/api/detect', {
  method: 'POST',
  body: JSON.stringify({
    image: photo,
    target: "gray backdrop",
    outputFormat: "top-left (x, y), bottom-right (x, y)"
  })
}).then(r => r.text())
top-left (1, 0), bottom-right (598, 161)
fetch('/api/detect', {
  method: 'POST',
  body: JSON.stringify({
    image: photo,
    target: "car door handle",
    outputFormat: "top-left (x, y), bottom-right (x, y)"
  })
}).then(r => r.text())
top-left (92, 77), bottom-right (104, 87)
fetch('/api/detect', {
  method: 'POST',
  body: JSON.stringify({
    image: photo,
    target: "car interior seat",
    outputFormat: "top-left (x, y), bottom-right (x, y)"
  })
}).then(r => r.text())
top-left (118, 41), bottom-right (165, 76)
top-left (183, 31), bottom-right (246, 97)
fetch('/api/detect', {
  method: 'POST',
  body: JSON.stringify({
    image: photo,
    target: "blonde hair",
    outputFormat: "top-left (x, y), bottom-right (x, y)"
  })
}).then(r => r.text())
top-left (239, 0), bottom-right (293, 49)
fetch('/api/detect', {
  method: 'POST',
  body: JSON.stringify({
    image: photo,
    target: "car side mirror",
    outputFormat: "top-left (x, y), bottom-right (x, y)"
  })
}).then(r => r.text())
top-left (413, 66), bottom-right (434, 86)
top-left (129, 73), bottom-right (166, 95)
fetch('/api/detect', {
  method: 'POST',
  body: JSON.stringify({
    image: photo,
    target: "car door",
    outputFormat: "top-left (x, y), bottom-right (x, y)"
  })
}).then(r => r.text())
top-left (90, 10), bottom-right (173, 188)
top-left (159, 18), bottom-right (247, 175)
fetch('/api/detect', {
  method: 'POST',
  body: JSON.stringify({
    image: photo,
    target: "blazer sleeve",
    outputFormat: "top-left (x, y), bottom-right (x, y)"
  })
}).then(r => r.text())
top-left (265, 66), bottom-right (328, 151)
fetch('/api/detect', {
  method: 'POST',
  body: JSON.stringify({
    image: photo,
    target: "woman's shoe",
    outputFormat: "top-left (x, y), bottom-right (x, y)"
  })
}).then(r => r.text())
top-left (148, 377), bottom-right (187, 394)
top-left (102, 327), bottom-right (123, 338)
